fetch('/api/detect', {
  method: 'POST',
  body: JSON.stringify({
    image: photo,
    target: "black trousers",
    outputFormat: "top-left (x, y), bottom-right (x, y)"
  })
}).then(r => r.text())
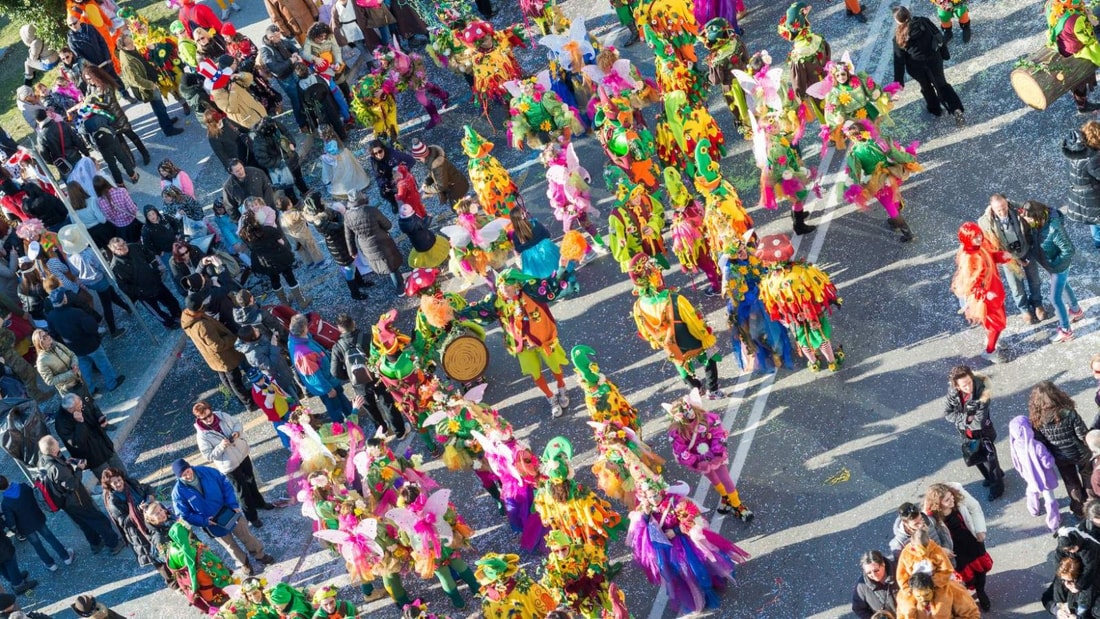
top-left (141, 283), bottom-right (181, 326)
top-left (227, 456), bottom-right (266, 523)
top-left (683, 358), bottom-right (720, 393)
top-left (354, 382), bottom-right (407, 436)
top-left (907, 58), bottom-right (963, 115)
top-left (116, 126), bottom-right (150, 164)
top-left (92, 130), bottom-right (136, 185)
top-left (94, 284), bottom-right (131, 332)
top-left (64, 503), bottom-right (119, 550)
top-left (216, 364), bottom-right (251, 406)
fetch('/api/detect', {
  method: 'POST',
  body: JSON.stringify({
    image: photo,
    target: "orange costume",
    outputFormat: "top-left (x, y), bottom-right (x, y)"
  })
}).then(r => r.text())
top-left (951, 222), bottom-right (1010, 358)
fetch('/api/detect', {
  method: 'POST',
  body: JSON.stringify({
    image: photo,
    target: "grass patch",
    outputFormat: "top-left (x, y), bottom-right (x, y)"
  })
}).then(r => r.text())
top-left (0, 0), bottom-right (182, 143)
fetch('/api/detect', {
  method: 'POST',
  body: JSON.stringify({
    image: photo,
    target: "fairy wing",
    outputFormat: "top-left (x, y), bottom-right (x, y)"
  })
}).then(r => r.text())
top-left (385, 506), bottom-right (420, 536)
top-left (476, 218), bottom-right (511, 248)
top-left (611, 59), bottom-right (639, 89)
top-left (502, 79), bottom-right (524, 100)
top-left (440, 225), bottom-right (473, 248)
top-left (421, 409), bottom-right (451, 428)
top-left (314, 529), bottom-right (352, 546)
top-left (805, 77), bottom-right (831, 100)
top-left (423, 490), bottom-right (455, 542)
top-left (463, 383), bottom-right (489, 403)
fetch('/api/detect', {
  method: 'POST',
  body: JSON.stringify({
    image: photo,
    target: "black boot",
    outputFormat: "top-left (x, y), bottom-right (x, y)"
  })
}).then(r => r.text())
top-left (942, 26), bottom-right (953, 43)
top-left (893, 215), bottom-right (914, 243)
top-left (961, 22), bottom-right (972, 43)
top-left (791, 210), bottom-right (817, 235)
top-left (987, 478), bottom-right (1004, 501)
top-left (346, 276), bottom-right (367, 300)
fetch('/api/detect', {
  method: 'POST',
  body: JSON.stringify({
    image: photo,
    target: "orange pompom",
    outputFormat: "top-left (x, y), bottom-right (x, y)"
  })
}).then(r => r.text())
top-left (420, 295), bottom-right (455, 329)
top-left (559, 229), bottom-right (589, 264)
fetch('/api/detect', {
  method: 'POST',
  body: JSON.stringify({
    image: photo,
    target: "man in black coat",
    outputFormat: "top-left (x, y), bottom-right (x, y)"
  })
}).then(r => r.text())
top-left (330, 313), bottom-right (405, 437)
top-left (55, 392), bottom-right (124, 478)
top-left (108, 238), bottom-right (181, 329)
top-left (65, 18), bottom-right (129, 100)
top-left (37, 435), bottom-right (124, 555)
top-left (45, 290), bottom-right (124, 395)
top-left (222, 159), bottom-right (274, 219)
top-left (34, 109), bottom-right (89, 176)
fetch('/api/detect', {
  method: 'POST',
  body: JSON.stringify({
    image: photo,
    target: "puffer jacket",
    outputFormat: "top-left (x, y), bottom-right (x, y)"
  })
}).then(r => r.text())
top-left (244, 224), bottom-right (295, 276)
top-left (195, 410), bottom-right (250, 474)
top-left (1030, 209), bottom-right (1076, 274)
top-left (308, 209), bottom-right (355, 267)
top-left (943, 375), bottom-right (995, 440)
top-left (35, 343), bottom-right (80, 391)
top-left (141, 208), bottom-right (180, 256)
top-left (344, 202), bottom-right (402, 274)
top-left (1062, 131), bottom-right (1100, 225)
top-left (171, 464), bottom-right (240, 537)
top-left (180, 308), bottom-right (244, 372)
top-left (1035, 408), bottom-right (1090, 463)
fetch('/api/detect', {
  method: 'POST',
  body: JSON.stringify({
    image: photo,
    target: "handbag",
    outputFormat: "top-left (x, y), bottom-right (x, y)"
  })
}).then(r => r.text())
top-left (268, 164), bottom-right (294, 187)
top-left (961, 438), bottom-right (987, 466)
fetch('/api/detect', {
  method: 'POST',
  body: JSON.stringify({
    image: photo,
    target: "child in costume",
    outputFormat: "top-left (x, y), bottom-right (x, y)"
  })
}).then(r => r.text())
top-left (376, 46), bottom-right (450, 129)
top-left (589, 420), bottom-right (664, 510)
top-left (806, 52), bottom-right (897, 151)
top-left (721, 235), bottom-right (794, 374)
top-left (593, 94), bottom-right (661, 191)
top-left (582, 46), bottom-right (658, 123)
top-left (505, 76), bottom-right (584, 150)
top-left (630, 253), bottom-right (724, 396)
top-left (541, 531), bottom-right (628, 618)
top-left (475, 553), bottom-right (558, 618)
top-left (458, 20), bottom-right (528, 117)
top-left (840, 120), bottom-right (922, 242)
top-left (221, 577), bottom-right (279, 618)
top-left (569, 344), bottom-right (639, 432)
top-left (386, 483), bottom-right (480, 609)
top-left (756, 109), bottom-right (819, 236)
top-left (246, 367), bottom-right (297, 448)
top-left (756, 233), bottom-right (845, 372)
top-left (312, 585), bottom-right (359, 617)
top-left (934, 0), bottom-right (971, 43)
top-left (951, 221), bottom-right (1011, 364)
top-left (461, 127), bottom-right (520, 217)
top-left (542, 142), bottom-right (607, 255)
top-left (635, 0), bottom-right (705, 104)
top-left (164, 523), bottom-right (232, 613)
top-left (702, 18), bottom-right (751, 137)
top-left (533, 437), bottom-right (624, 547)
top-left (605, 170), bottom-right (669, 272)
top-left (405, 267), bottom-right (486, 366)
top-left (664, 389), bottom-right (753, 521)
top-left (538, 19), bottom-right (600, 121)
top-left (472, 425), bottom-right (548, 552)
top-left (655, 90), bottom-right (726, 177)
top-left (461, 267), bottom-right (577, 417)
top-left (665, 167), bottom-right (722, 295)
top-left (440, 196), bottom-right (511, 289)
top-left (268, 583), bottom-right (314, 618)
top-left (778, 2), bottom-right (831, 121)
top-left (627, 479), bottom-right (750, 614)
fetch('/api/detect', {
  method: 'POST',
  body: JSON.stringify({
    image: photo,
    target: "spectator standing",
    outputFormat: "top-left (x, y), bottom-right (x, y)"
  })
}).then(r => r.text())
top-left (300, 23), bottom-right (352, 113)
top-left (56, 392), bottom-right (124, 480)
top-left (235, 326), bottom-right (299, 399)
top-left (239, 211), bottom-right (309, 309)
top-left (37, 435), bottom-right (125, 555)
top-left (98, 468), bottom-right (157, 566)
top-left (398, 203), bottom-right (448, 269)
top-left (158, 159), bottom-right (195, 197)
top-left (302, 193), bottom-right (369, 300)
top-left (1063, 122), bottom-right (1100, 249)
top-left (287, 314), bottom-right (352, 422)
top-left (177, 0), bottom-right (225, 39)
top-left (275, 194), bottom-right (326, 269)
top-left (93, 177), bottom-right (141, 243)
top-left (1030, 381), bottom-right (1093, 517)
top-left (411, 139), bottom-right (470, 209)
top-left (141, 207), bottom-right (181, 277)
top-left (82, 65), bottom-right (148, 165)
top-left (32, 330), bottom-right (89, 399)
top-left (71, 593), bottom-right (127, 619)
top-left (33, 111), bottom-right (89, 176)
top-left (851, 550), bottom-right (898, 619)
top-left (230, 289), bottom-right (287, 342)
top-left (67, 183), bottom-right (117, 248)
top-left (45, 290), bottom-right (124, 394)
top-left (0, 475), bottom-right (74, 572)
top-left (294, 63), bottom-right (347, 142)
top-left (180, 292), bottom-right (251, 406)
top-left (922, 482), bottom-right (992, 611)
top-left (978, 193), bottom-right (1044, 324)
top-left (943, 365), bottom-right (1004, 500)
top-left (331, 313), bottom-right (405, 437)
top-left (170, 458), bottom-right (275, 576)
top-left (343, 198), bottom-right (404, 293)
top-left (116, 33), bottom-right (185, 137)
top-left (107, 239), bottom-right (182, 330)
top-left (892, 6), bottom-right (964, 124)
top-left (1021, 200), bottom-right (1084, 343)
top-left (264, 0), bottom-right (319, 44)
top-left (65, 19), bottom-right (127, 99)
top-left (206, 111), bottom-right (247, 174)
top-left (209, 62), bottom-right (268, 132)
top-left (192, 401), bottom-right (274, 528)
top-left (222, 160), bottom-right (275, 219)
top-left (258, 27), bottom-right (308, 132)
top-left (367, 140), bottom-right (416, 214)
top-left (252, 118), bottom-right (308, 200)
top-left (0, 517), bottom-right (36, 594)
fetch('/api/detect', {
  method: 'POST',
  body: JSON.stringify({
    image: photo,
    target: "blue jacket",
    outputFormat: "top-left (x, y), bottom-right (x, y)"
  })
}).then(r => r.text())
top-left (1, 482), bottom-right (46, 535)
top-left (171, 465), bottom-right (240, 536)
top-left (1030, 209), bottom-right (1076, 274)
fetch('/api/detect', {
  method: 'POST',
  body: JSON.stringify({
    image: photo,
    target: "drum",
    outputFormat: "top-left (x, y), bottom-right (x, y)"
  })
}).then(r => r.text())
top-left (440, 326), bottom-right (489, 382)
top-left (1010, 47), bottom-right (1096, 110)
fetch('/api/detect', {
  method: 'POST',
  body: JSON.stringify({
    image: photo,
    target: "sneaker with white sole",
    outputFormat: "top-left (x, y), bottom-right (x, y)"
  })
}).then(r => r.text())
top-left (220, 8), bottom-right (231, 19)
top-left (1052, 328), bottom-right (1074, 343)
top-left (1071, 308), bottom-right (1085, 323)
top-left (980, 349), bottom-right (1005, 364)
top-left (63, 548), bottom-right (75, 565)
top-left (549, 400), bottom-right (564, 418)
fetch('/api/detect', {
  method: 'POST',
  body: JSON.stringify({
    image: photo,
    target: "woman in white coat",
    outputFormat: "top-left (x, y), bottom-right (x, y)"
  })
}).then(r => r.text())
top-left (192, 401), bottom-right (274, 528)
top-left (923, 482), bottom-right (992, 611)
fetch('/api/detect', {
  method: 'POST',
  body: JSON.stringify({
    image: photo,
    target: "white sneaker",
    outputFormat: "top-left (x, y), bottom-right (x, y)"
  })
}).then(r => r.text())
top-left (1052, 328), bottom-right (1075, 343)
top-left (230, 2), bottom-right (241, 10)
top-left (549, 400), bottom-right (564, 418)
top-left (64, 548), bottom-right (75, 565)
top-left (556, 389), bottom-right (570, 408)
top-left (980, 350), bottom-right (1005, 364)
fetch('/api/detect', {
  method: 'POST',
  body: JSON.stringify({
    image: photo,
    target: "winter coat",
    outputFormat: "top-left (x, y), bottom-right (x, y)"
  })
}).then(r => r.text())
top-left (398, 212), bottom-right (436, 252)
top-left (180, 308), bottom-right (244, 373)
top-left (39, 452), bottom-right (95, 511)
top-left (288, 334), bottom-right (339, 396)
top-left (888, 514), bottom-right (954, 562)
top-left (935, 482), bottom-right (987, 537)
top-left (1035, 408), bottom-right (1090, 463)
top-left (171, 464), bottom-right (241, 537)
top-left (368, 143), bottom-right (416, 202)
top-left (35, 342), bottom-right (80, 391)
top-left (20, 182), bottom-right (70, 228)
top-left (1062, 133), bottom-right (1100, 225)
top-left (110, 243), bottom-right (166, 301)
top-left (195, 410), bottom-right (250, 474)
top-left (1, 482), bottom-right (46, 535)
top-left (35, 119), bottom-right (89, 169)
top-left (263, 0), bottom-right (319, 43)
top-left (943, 375), bottom-right (995, 440)
top-left (851, 557), bottom-right (899, 619)
top-left (895, 580), bottom-right (980, 619)
top-left (1055, 528), bottom-right (1100, 613)
top-left (222, 166), bottom-right (275, 215)
top-left (142, 209), bottom-right (181, 256)
top-left (1043, 574), bottom-right (1100, 619)
top-left (118, 48), bottom-right (162, 102)
top-left (235, 337), bottom-right (296, 395)
top-left (88, 86), bottom-right (133, 134)
top-left (208, 118), bottom-right (245, 175)
top-left (20, 24), bottom-right (58, 71)
top-left (1030, 209), bottom-right (1076, 274)
top-left (45, 304), bottom-right (102, 356)
top-left (66, 24), bottom-right (112, 72)
top-left (1009, 415), bottom-right (1059, 492)
top-left (330, 328), bottom-right (373, 383)
top-left (211, 74), bottom-right (268, 131)
top-left (421, 144), bottom-right (469, 205)
top-left (977, 203), bottom-right (1031, 260)
top-left (344, 203), bottom-right (402, 274)
top-left (233, 304), bottom-right (287, 341)
top-left (259, 37), bottom-right (301, 81)
top-left (181, 72), bottom-right (214, 118)
top-left (309, 210), bottom-right (355, 266)
top-left (54, 395), bottom-right (115, 469)
top-left (244, 224), bottom-right (295, 276)
top-left (893, 16), bottom-right (945, 85)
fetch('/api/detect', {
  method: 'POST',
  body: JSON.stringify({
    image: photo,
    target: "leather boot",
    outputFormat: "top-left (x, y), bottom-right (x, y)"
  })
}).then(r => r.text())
top-left (274, 287), bottom-right (289, 306)
top-left (791, 210), bottom-right (817, 235)
top-left (961, 22), bottom-right (972, 43)
top-left (942, 26), bottom-right (953, 43)
top-left (424, 102), bottom-right (441, 129)
top-left (893, 215), bottom-right (914, 242)
top-left (346, 277), bottom-right (367, 300)
top-left (289, 285), bottom-right (311, 309)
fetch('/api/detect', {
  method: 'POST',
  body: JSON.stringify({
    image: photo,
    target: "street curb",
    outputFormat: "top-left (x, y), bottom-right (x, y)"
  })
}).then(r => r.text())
top-left (109, 333), bottom-right (188, 449)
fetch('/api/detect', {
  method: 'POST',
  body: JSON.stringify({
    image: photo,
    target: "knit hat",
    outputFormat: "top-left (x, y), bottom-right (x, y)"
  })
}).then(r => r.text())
top-left (410, 139), bottom-right (429, 159)
top-left (171, 458), bottom-right (192, 478)
top-left (184, 291), bottom-right (207, 312)
top-left (71, 594), bottom-right (103, 617)
top-left (1087, 430), bottom-right (1100, 457)
top-left (48, 289), bottom-right (66, 306)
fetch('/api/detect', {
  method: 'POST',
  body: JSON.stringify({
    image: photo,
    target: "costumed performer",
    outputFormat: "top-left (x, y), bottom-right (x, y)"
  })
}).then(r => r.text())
top-left (1047, 0), bottom-right (1100, 113)
top-left (605, 169), bottom-right (669, 271)
top-left (777, 2), bottom-right (831, 122)
top-left (440, 196), bottom-right (511, 290)
top-left (458, 20), bottom-right (528, 118)
top-left (472, 425), bottom-right (548, 552)
top-left (475, 553), bottom-right (558, 618)
top-left (589, 420), bottom-right (665, 510)
top-left (655, 89), bottom-right (725, 177)
top-left (569, 344), bottom-right (640, 432)
top-left (376, 45), bottom-right (450, 129)
top-left (665, 166), bottom-right (722, 295)
top-left (505, 75), bottom-right (584, 150)
top-left (805, 51), bottom-right (897, 151)
top-left (635, 0), bottom-right (705, 104)
top-left (404, 267), bottom-right (486, 367)
top-left (312, 584), bottom-right (360, 617)
top-left (840, 119), bottom-right (922, 242)
top-left (462, 127), bottom-right (520, 216)
top-left (721, 233), bottom-right (794, 374)
top-left (542, 142), bottom-right (607, 255)
top-left (690, 139), bottom-right (754, 255)
top-left (951, 222), bottom-right (1011, 364)
top-left (165, 522), bottom-right (232, 613)
top-left (369, 310), bottom-right (438, 451)
top-left (220, 576), bottom-right (279, 618)
top-left (542, 530), bottom-right (629, 618)
top-left (702, 17), bottom-right (751, 138)
top-left (351, 71), bottom-right (400, 144)
top-left (581, 46), bottom-right (658, 125)
top-left (533, 437), bottom-right (625, 547)
top-left (934, 0), bottom-right (971, 43)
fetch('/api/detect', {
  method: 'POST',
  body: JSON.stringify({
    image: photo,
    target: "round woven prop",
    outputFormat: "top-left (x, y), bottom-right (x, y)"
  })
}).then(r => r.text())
top-left (441, 333), bottom-right (489, 382)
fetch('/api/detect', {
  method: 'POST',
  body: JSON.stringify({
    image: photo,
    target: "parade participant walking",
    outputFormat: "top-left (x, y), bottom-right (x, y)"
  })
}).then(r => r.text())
top-left (170, 458), bottom-right (275, 576)
top-left (852, 550), bottom-right (898, 618)
top-left (950, 222), bottom-right (1010, 363)
top-left (922, 483), bottom-right (992, 611)
top-left (0, 475), bottom-right (73, 572)
top-left (893, 5), bottom-right (964, 123)
top-left (331, 313), bottom-right (405, 437)
top-left (192, 401), bottom-right (274, 528)
top-left (1008, 415), bottom-right (1061, 533)
top-left (778, 2), bottom-right (831, 116)
top-left (180, 292), bottom-right (251, 407)
top-left (943, 366), bottom-right (1004, 500)
top-left (978, 193), bottom-right (1044, 324)
top-left (37, 435), bottom-right (125, 555)
top-left (56, 392), bottom-right (125, 478)
top-left (1020, 200), bottom-right (1084, 342)
top-left (1047, 0), bottom-right (1100, 113)
top-left (1030, 380), bottom-right (1093, 518)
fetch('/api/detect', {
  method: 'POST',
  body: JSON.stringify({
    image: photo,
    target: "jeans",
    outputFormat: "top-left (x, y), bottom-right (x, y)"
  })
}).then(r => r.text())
top-left (328, 78), bottom-right (350, 121)
top-left (318, 388), bottom-right (353, 423)
top-left (1000, 260), bottom-right (1043, 314)
top-left (149, 92), bottom-right (175, 133)
top-left (1050, 269), bottom-right (1081, 331)
top-left (77, 346), bottom-right (120, 393)
top-left (277, 76), bottom-right (307, 130)
top-left (25, 527), bottom-right (68, 566)
top-left (1090, 224), bottom-right (1100, 249)
top-left (0, 557), bottom-right (25, 585)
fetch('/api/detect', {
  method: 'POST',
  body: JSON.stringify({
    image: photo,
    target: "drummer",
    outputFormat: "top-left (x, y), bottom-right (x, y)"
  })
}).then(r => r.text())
top-left (460, 267), bottom-right (579, 419)
top-left (405, 267), bottom-right (487, 369)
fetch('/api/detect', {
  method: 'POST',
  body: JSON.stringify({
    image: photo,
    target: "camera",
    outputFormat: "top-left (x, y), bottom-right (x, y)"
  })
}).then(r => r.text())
top-left (1007, 240), bottom-right (1021, 253)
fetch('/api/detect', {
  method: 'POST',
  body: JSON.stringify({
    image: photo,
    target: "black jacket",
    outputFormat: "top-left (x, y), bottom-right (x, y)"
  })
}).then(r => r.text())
top-left (893, 16), bottom-right (945, 84)
top-left (244, 224), bottom-right (295, 276)
top-left (54, 396), bottom-right (115, 469)
top-left (181, 72), bottom-right (215, 120)
top-left (67, 23), bottom-right (112, 69)
top-left (398, 213), bottom-right (436, 252)
top-left (141, 209), bottom-right (180, 255)
top-left (851, 558), bottom-right (899, 619)
top-left (39, 452), bottom-right (94, 511)
top-left (311, 210), bottom-right (355, 266)
top-left (259, 37), bottom-right (301, 81)
top-left (251, 118), bottom-right (297, 173)
top-left (21, 182), bottom-right (70, 228)
top-left (36, 120), bottom-right (89, 168)
top-left (330, 328), bottom-right (373, 382)
top-left (1062, 134), bottom-right (1100, 225)
top-left (344, 203), bottom-right (402, 274)
top-left (46, 304), bottom-right (102, 356)
top-left (1036, 409), bottom-right (1090, 463)
top-left (110, 243), bottom-right (166, 301)
top-left (944, 375), bottom-right (995, 440)
top-left (222, 167), bottom-right (274, 215)
top-left (0, 482), bottom-right (47, 535)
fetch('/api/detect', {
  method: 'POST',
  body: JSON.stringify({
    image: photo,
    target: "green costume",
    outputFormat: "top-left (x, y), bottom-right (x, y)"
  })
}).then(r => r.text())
top-left (166, 523), bottom-right (232, 609)
top-left (268, 583), bottom-right (314, 619)
top-left (570, 345), bottom-right (639, 432)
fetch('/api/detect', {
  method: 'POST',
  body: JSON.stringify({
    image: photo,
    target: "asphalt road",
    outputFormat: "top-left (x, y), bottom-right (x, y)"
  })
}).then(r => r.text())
top-left (14, 0), bottom-right (1100, 617)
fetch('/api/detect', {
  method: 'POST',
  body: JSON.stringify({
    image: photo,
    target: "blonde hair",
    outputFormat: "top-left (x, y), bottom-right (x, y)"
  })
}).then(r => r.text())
top-left (31, 328), bottom-right (52, 351)
top-left (1083, 121), bottom-right (1100, 150)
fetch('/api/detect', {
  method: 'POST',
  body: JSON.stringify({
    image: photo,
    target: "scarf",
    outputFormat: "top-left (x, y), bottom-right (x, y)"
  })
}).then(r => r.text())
top-left (196, 414), bottom-right (225, 435)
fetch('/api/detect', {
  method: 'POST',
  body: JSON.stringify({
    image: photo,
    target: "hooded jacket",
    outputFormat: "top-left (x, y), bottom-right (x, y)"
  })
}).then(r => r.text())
top-left (895, 579), bottom-right (980, 619)
top-left (195, 410), bottom-right (250, 474)
top-left (888, 513), bottom-right (954, 561)
top-left (1, 481), bottom-right (46, 535)
top-left (20, 24), bottom-right (58, 70)
top-left (1009, 415), bottom-right (1059, 492)
top-left (421, 144), bottom-right (470, 204)
top-left (1061, 130), bottom-right (1100, 225)
top-left (851, 557), bottom-right (899, 619)
top-left (307, 209), bottom-right (355, 267)
top-left (343, 202), bottom-right (402, 274)
top-left (181, 308), bottom-right (244, 372)
top-left (896, 537), bottom-right (955, 597)
top-left (943, 374), bottom-right (995, 440)
top-left (235, 336), bottom-right (296, 395)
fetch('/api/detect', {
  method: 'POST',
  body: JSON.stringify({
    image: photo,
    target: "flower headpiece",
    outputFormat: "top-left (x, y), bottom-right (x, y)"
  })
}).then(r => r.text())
top-left (372, 309), bottom-right (411, 356)
top-left (628, 252), bottom-right (665, 293)
top-left (777, 2), bottom-right (811, 41)
top-left (474, 552), bottom-right (520, 586)
top-left (661, 388), bottom-right (705, 424)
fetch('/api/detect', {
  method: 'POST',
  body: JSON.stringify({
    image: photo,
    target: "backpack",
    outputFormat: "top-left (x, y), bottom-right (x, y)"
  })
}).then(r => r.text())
top-left (32, 472), bottom-right (62, 512)
top-left (345, 341), bottom-right (370, 387)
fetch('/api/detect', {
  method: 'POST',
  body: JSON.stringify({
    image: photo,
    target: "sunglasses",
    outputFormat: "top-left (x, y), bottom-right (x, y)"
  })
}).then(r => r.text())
top-left (372, 149), bottom-right (384, 155)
